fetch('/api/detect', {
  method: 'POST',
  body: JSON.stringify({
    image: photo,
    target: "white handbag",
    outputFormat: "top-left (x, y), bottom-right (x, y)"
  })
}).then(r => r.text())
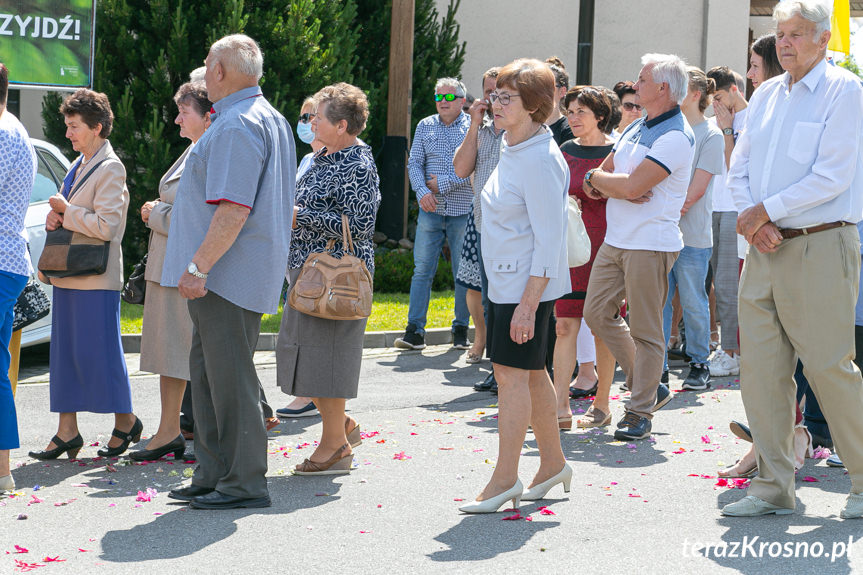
top-left (566, 196), bottom-right (591, 268)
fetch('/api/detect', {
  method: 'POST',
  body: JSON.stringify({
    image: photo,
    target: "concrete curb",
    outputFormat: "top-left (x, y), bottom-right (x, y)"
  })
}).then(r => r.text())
top-left (121, 326), bottom-right (475, 353)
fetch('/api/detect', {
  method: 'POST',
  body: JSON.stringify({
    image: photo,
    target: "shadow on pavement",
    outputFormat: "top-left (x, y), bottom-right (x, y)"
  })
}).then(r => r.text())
top-left (98, 475), bottom-right (342, 563)
top-left (428, 514), bottom-right (560, 562)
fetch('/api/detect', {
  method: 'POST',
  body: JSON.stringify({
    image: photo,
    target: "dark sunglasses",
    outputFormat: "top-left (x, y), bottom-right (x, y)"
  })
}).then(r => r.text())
top-left (622, 102), bottom-right (643, 112)
top-left (298, 112), bottom-right (316, 123)
top-left (434, 93), bottom-right (463, 102)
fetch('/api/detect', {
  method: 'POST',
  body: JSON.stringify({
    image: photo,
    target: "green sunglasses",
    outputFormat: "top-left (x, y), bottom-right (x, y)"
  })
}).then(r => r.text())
top-left (434, 93), bottom-right (463, 102)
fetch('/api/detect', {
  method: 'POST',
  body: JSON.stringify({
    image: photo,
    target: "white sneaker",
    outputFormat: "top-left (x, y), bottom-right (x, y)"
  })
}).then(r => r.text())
top-left (709, 350), bottom-right (740, 377)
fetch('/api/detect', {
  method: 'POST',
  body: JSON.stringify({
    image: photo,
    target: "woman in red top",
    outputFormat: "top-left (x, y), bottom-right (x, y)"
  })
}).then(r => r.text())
top-left (553, 86), bottom-right (618, 430)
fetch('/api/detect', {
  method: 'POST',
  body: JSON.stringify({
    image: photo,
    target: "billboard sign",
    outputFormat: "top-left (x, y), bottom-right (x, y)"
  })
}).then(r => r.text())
top-left (0, 1), bottom-right (96, 89)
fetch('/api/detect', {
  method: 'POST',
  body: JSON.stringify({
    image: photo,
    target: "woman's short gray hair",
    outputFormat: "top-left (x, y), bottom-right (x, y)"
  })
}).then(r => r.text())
top-left (209, 34), bottom-right (263, 81)
top-left (314, 83), bottom-right (369, 136)
top-left (641, 53), bottom-right (688, 105)
top-left (434, 77), bottom-right (466, 97)
top-left (773, 0), bottom-right (831, 35)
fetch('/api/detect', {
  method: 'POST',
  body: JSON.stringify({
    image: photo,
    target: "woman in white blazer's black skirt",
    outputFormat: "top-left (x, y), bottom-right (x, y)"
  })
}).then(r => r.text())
top-left (459, 59), bottom-right (573, 514)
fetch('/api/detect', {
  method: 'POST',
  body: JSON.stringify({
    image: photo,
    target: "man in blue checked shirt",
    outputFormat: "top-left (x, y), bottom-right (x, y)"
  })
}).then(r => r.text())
top-left (395, 78), bottom-right (473, 351)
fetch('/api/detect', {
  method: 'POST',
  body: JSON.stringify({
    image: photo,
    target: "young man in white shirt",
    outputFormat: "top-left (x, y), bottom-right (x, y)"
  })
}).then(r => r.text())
top-left (705, 66), bottom-right (748, 377)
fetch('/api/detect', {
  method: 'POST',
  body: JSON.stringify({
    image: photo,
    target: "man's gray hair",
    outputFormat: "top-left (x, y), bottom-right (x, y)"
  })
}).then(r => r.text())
top-left (773, 0), bottom-right (831, 35)
top-left (733, 71), bottom-right (746, 92)
top-left (641, 53), bottom-right (688, 105)
top-left (435, 77), bottom-right (466, 98)
top-left (189, 66), bottom-right (206, 82)
top-left (209, 34), bottom-right (264, 81)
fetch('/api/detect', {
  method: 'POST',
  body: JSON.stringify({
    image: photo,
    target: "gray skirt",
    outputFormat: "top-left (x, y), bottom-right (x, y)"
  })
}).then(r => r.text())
top-left (276, 268), bottom-right (367, 399)
top-left (140, 281), bottom-right (192, 381)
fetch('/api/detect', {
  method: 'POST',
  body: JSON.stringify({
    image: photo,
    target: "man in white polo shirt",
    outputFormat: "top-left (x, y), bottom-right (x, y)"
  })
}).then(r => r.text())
top-left (583, 53), bottom-right (694, 441)
top-left (722, 1), bottom-right (863, 519)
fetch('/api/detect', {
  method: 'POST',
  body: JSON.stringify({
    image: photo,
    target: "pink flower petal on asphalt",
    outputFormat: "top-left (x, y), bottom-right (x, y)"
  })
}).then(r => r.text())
top-left (715, 478), bottom-right (729, 487)
top-left (502, 513), bottom-right (522, 521)
top-left (701, 435), bottom-right (711, 444)
top-left (538, 506), bottom-right (556, 515)
top-left (14, 545), bottom-right (28, 553)
top-left (802, 476), bottom-right (819, 482)
top-left (43, 556), bottom-right (65, 562)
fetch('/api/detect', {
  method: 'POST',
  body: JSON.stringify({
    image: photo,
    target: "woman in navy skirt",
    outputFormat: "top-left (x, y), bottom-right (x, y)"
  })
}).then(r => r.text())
top-left (31, 89), bottom-right (140, 460)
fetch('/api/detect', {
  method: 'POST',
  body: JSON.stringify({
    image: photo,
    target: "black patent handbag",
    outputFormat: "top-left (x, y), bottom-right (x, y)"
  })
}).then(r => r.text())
top-left (121, 254), bottom-right (147, 305)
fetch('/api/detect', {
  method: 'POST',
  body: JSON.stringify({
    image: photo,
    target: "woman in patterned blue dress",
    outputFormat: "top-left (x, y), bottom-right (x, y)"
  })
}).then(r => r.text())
top-left (455, 212), bottom-right (485, 362)
top-left (276, 83), bottom-right (380, 475)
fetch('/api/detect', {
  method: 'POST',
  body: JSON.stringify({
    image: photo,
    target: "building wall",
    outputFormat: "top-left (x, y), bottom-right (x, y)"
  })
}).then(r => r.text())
top-left (435, 0), bottom-right (580, 97)
top-left (17, 89), bottom-right (49, 141)
top-left (440, 0), bottom-right (750, 95)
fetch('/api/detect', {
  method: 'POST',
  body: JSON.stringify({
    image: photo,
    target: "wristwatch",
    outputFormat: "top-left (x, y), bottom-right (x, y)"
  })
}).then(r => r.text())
top-left (187, 262), bottom-right (208, 279)
top-left (722, 127), bottom-right (734, 136)
top-left (584, 168), bottom-right (597, 187)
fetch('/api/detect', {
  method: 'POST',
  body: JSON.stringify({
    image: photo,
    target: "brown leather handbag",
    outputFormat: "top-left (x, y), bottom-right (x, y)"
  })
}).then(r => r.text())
top-left (38, 159), bottom-right (110, 278)
top-left (288, 214), bottom-right (373, 320)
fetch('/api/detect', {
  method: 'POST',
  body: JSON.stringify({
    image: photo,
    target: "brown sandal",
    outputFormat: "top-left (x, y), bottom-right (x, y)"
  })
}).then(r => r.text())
top-left (346, 419), bottom-right (362, 448)
top-left (717, 459), bottom-right (757, 479)
top-left (576, 406), bottom-right (611, 428)
top-left (558, 416), bottom-right (573, 431)
top-left (294, 444), bottom-right (353, 475)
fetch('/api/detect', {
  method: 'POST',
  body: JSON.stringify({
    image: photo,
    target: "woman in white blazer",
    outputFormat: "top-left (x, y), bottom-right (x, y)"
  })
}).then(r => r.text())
top-left (132, 82), bottom-right (211, 462)
top-left (459, 59), bottom-right (572, 514)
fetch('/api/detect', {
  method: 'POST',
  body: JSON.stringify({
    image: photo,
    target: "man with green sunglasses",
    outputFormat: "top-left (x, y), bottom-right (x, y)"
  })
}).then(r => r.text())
top-left (396, 78), bottom-right (473, 352)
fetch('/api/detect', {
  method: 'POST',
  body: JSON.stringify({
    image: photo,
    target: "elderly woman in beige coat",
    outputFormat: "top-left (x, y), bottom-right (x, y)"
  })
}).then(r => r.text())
top-left (131, 82), bottom-right (212, 462)
top-left (30, 89), bottom-right (140, 460)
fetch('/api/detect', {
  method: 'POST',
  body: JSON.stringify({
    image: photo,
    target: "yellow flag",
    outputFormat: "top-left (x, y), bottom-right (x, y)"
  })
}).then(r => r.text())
top-left (828, 0), bottom-right (851, 55)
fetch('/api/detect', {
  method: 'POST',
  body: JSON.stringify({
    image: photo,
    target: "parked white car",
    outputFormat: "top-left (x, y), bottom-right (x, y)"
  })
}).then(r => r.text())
top-left (23, 139), bottom-right (71, 347)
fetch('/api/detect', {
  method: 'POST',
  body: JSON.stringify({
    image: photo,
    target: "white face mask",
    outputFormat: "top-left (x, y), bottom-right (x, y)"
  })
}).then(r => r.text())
top-left (297, 121), bottom-right (315, 144)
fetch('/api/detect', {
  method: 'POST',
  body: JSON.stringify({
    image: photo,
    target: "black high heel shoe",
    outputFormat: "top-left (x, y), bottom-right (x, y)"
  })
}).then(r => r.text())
top-left (97, 417), bottom-right (143, 457)
top-left (29, 434), bottom-right (84, 460)
top-left (128, 435), bottom-right (186, 462)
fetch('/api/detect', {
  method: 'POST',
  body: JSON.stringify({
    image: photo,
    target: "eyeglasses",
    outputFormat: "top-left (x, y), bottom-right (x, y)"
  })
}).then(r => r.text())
top-left (622, 102), bottom-right (642, 112)
top-left (434, 93), bottom-right (464, 102)
top-left (488, 92), bottom-right (521, 106)
top-left (298, 112), bottom-right (316, 124)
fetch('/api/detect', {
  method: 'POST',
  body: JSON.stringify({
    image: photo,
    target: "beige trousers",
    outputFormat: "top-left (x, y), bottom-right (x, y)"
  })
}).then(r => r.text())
top-left (584, 243), bottom-right (677, 419)
top-left (740, 225), bottom-right (863, 508)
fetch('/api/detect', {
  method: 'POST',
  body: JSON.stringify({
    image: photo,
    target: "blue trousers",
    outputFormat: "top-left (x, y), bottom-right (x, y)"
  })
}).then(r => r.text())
top-left (663, 246), bottom-right (712, 369)
top-left (0, 271), bottom-right (28, 450)
top-left (407, 210), bottom-right (469, 334)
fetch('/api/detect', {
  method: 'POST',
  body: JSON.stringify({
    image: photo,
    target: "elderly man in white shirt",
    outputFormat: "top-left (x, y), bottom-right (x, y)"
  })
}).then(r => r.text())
top-left (722, 0), bottom-right (863, 519)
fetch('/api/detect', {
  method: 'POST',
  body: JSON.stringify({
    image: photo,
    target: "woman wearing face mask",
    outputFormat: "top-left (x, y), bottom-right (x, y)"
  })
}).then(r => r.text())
top-left (276, 97), bottom-right (324, 419)
top-left (132, 81), bottom-right (212, 461)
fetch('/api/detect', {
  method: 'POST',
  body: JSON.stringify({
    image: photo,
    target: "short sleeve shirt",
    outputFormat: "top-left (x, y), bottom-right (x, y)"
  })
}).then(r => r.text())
top-left (472, 116), bottom-right (504, 230)
top-left (605, 107), bottom-right (695, 252)
top-left (161, 86), bottom-right (297, 314)
top-left (0, 111), bottom-right (35, 277)
top-left (679, 119), bottom-right (724, 248)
